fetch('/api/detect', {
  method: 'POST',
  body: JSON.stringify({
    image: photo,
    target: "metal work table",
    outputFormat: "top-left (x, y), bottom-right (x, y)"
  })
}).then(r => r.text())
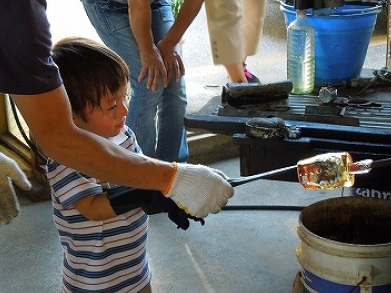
top-left (186, 0), bottom-right (391, 189)
top-left (185, 85), bottom-right (391, 189)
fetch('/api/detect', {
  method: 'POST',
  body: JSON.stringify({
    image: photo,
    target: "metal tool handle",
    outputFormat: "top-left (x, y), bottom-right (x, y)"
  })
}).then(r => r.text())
top-left (370, 157), bottom-right (391, 169)
top-left (227, 157), bottom-right (391, 187)
top-left (350, 157), bottom-right (391, 174)
top-left (227, 165), bottom-right (297, 187)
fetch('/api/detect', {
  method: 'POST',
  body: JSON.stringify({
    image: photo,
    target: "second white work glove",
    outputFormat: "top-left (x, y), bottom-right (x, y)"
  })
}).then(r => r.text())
top-left (0, 152), bottom-right (32, 225)
top-left (163, 163), bottom-right (234, 218)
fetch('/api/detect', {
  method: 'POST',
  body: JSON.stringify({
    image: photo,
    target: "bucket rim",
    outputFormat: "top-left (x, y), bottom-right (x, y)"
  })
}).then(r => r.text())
top-left (297, 220), bottom-right (391, 255)
top-left (279, 2), bottom-right (382, 17)
top-left (298, 197), bottom-right (391, 254)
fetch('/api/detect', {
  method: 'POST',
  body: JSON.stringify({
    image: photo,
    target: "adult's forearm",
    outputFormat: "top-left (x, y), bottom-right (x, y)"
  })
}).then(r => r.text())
top-left (127, 0), bottom-right (154, 51)
top-left (163, 0), bottom-right (204, 46)
top-left (11, 86), bottom-right (172, 191)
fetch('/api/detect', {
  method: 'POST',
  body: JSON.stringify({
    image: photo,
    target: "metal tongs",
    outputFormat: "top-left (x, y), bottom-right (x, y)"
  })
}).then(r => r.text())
top-left (318, 86), bottom-right (383, 109)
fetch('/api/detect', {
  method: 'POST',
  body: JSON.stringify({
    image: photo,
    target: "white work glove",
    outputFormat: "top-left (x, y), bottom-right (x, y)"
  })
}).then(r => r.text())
top-left (0, 152), bottom-right (32, 225)
top-left (164, 163), bottom-right (234, 218)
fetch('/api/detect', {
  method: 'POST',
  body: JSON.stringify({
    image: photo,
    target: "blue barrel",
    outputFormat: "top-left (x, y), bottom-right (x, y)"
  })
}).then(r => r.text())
top-left (280, 3), bottom-right (382, 86)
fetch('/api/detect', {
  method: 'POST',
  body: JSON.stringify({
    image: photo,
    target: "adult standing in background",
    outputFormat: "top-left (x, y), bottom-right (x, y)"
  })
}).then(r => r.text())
top-left (205, 0), bottom-right (266, 83)
top-left (81, 0), bottom-right (206, 163)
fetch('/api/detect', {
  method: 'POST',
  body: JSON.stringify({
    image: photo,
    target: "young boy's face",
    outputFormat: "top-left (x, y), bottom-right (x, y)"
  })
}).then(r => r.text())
top-left (74, 83), bottom-right (129, 138)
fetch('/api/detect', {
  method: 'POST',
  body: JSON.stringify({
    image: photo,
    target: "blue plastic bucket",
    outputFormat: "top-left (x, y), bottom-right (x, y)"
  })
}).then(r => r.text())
top-left (280, 3), bottom-right (382, 86)
top-left (297, 197), bottom-right (391, 293)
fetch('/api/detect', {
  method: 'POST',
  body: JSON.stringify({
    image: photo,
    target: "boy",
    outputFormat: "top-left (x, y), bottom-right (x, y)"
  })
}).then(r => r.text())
top-left (48, 37), bottom-right (201, 293)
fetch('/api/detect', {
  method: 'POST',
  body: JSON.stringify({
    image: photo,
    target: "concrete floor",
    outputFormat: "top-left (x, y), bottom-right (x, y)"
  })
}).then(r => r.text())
top-left (1, 0), bottom-right (389, 292)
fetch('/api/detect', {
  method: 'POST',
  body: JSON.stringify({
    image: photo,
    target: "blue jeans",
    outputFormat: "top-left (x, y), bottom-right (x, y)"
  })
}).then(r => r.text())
top-left (81, 0), bottom-right (188, 163)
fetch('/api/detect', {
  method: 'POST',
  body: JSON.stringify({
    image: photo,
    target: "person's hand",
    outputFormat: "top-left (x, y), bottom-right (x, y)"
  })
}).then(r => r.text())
top-left (163, 163), bottom-right (234, 218)
top-left (157, 39), bottom-right (185, 83)
top-left (0, 152), bottom-right (32, 225)
top-left (138, 45), bottom-right (168, 91)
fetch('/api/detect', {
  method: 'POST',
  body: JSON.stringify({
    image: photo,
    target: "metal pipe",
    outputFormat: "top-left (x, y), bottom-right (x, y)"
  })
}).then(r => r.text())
top-left (228, 165), bottom-right (297, 187)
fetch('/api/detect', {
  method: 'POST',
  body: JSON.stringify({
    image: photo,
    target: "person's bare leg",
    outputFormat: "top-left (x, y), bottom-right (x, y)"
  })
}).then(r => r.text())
top-left (225, 63), bottom-right (247, 83)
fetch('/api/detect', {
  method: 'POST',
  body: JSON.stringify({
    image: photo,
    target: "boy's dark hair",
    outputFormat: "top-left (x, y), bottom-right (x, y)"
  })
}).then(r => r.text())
top-left (52, 37), bottom-right (129, 121)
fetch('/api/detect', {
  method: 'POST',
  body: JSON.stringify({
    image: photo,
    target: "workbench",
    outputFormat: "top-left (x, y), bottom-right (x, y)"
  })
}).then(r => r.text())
top-left (185, 85), bottom-right (391, 190)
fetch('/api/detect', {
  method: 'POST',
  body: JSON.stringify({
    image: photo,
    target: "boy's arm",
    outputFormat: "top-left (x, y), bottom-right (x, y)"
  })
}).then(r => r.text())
top-left (73, 188), bottom-right (205, 230)
top-left (73, 193), bottom-right (117, 221)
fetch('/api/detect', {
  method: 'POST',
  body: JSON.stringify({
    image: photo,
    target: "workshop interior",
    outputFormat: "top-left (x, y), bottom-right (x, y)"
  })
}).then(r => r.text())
top-left (2, 0), bottom-right (391, 292)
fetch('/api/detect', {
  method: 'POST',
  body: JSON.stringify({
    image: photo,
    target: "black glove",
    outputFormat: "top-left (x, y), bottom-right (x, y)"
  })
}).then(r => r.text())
top-left (107, 186), bottom-right (205, 230)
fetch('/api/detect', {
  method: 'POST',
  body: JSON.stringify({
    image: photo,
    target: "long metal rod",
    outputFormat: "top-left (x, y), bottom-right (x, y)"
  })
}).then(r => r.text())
top-left (228, 165), bottom-right (297, 187)
top-left (228, 157), bottom-right (391, 188)
top-left (371, 157), bottom-right (391, 169)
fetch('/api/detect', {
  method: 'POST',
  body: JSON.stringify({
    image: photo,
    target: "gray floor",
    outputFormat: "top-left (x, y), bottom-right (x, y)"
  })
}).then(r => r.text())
top-left (1, 0), bottom-right (389, 292)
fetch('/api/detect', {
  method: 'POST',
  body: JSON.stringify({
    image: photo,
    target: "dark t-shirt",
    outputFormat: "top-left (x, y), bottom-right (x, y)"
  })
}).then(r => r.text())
top-left (0, 0), bottom-right (62, 95)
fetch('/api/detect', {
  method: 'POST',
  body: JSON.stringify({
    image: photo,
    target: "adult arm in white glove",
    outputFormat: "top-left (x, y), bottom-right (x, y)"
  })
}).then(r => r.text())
top-left (163, 163), bottom-right (234, 218)
top-left (0, 152), bottom-right (32, 225)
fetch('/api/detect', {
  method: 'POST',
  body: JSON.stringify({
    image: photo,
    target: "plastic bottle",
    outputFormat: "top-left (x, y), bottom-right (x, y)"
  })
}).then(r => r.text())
top-left (287, 9), bottom-right (315, 95)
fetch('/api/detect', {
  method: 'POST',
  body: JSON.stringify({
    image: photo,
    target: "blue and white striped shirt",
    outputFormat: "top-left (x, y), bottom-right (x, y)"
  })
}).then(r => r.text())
top-left (46, 126), bottom-right (150, 293)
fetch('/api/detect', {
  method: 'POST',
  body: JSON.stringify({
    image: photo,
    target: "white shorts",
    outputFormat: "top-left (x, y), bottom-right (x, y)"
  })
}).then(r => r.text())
top-left (204, 0), bottom-right (267, 65)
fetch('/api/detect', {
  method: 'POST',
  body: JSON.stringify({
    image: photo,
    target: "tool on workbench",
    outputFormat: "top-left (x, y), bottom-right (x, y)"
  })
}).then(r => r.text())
top-left (312, 86), bottom-right (383, 114)
top-left (245, 116), bottom-right (288, 139)
top-left (358, 66), bottom-right (391, 95)
top-left (221, 81), bottom-right (292, 110)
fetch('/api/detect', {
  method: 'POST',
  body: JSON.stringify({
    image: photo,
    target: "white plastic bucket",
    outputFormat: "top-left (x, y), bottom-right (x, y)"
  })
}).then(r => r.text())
top-left (297, 197), bottom-right (391, 292)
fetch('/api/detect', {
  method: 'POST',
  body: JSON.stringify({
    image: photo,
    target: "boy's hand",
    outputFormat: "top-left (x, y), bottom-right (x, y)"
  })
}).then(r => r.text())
top-left (0, 152), bottom-right (32, 225)
top-left (108, 187), bottom-right (204, 230)
top-left (164, 163), bottom-right (234, 218)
